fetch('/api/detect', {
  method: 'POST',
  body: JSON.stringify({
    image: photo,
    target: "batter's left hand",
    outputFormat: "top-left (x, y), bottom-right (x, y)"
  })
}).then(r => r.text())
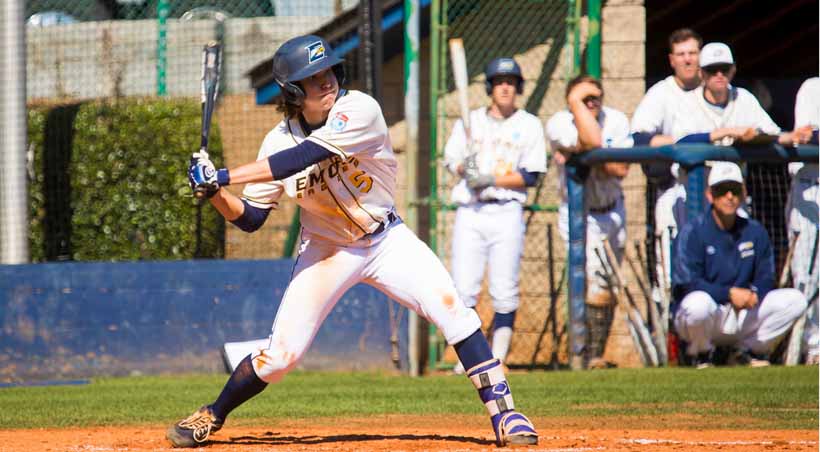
top-left (188, 152), bottom-right (220, 198)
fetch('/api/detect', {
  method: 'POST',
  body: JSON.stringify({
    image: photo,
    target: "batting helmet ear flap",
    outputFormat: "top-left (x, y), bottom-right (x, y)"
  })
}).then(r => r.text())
top-left (276, 78), bottom-right (306, 107)
top-left (332, 63), bottom-right (346, 86)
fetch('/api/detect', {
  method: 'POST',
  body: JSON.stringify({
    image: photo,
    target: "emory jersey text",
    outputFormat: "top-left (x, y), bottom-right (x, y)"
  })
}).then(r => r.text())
top-left (243, 90), bottom-right (397, 245)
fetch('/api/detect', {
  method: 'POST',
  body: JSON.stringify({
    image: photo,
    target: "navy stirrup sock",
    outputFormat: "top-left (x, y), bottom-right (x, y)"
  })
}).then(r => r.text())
top-left (210, 354), bottom-right (268, 421)
top-left (454, 329), bottom-right (494, 370)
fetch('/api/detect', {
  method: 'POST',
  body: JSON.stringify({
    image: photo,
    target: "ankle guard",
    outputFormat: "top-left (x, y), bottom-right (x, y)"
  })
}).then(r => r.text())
top-left (467, 358), bottom-right (514, 416)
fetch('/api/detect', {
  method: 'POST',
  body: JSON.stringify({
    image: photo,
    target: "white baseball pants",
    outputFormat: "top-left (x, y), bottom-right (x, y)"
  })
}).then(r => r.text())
top-left (786, 167), bottom-right (819, 359)
top-left (558, 200), bottom-right (626, 298)
top-left (251, 223), bottom-right (482, 383)
top-left (674, 289), bottom-right (807, 356)
top-left (451, 201), bottom-right (525, 314)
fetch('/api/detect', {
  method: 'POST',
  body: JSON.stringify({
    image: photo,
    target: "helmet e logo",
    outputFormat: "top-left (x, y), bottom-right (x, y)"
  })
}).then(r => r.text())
top-left (306, 41), bottom-right (326, 64)
top-left (498, 60), bottom-right (514, 71)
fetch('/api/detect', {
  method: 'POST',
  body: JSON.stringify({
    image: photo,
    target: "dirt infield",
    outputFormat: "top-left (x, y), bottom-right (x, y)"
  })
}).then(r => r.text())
top-left (0, 415), bottom-right (816, 452)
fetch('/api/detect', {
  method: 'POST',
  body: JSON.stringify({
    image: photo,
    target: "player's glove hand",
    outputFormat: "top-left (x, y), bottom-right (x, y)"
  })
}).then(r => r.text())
top-left (462, 153), bottom-right (480, 180)
top-left (188, 152), bottom-right (220, 198)
top-left (466, 173), bottom-right (495, 190)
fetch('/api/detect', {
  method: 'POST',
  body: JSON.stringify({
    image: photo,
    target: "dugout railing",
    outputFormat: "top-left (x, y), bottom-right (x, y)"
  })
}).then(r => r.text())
top-left (565, 143), bottom-right (819, 370)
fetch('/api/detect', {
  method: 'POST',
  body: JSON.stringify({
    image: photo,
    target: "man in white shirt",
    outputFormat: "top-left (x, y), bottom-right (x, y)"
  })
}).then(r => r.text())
top-left (630, 28), bottom-right (702, 295)
top-left (546, 75), bottom-right (633, 368)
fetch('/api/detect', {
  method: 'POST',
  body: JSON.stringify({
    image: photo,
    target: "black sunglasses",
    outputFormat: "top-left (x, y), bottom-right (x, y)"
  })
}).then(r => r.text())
top-left (582, 95), bottom-right (602, 104)
top-left (703, 64), bottom-right (733, 75)
top-left (711, 183), bottom-right (743, 197)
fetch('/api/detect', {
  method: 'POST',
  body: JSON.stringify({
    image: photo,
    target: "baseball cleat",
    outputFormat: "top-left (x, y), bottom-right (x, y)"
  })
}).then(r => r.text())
top-left (493, 410), bottom-right (538, 447)
top-left (166, 405), bottom-right (223, 448)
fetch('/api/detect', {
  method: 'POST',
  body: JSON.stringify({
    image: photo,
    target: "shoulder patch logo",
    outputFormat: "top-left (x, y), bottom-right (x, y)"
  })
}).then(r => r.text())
top-left (706, 245), bottom-right (716, 255)
top-left (330, 112), bottom-right (349, 132)
top-left (306, 41), bottom-right (326, 64)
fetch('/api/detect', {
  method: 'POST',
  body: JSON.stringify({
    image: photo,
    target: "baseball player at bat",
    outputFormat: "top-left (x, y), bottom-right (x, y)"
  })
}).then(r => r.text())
top-left (546, 74), bottom-right (633, 368)
top-left (672, 162), bottom-right (807, 368)
top-left (443, 57), bottom-right (547, 373)
top-left (168, 35), bottom-right (537, 448)
top-left (786, 77), bottom-right (819, 365)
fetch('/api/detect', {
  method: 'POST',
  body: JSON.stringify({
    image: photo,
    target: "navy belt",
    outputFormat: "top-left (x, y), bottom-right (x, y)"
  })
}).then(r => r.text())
top-left (479, 198), bottom-right (512, 204)
top-left (369, 211), bottom-right (400, 236)
top-left (589, 200), bottom-right (617, 214)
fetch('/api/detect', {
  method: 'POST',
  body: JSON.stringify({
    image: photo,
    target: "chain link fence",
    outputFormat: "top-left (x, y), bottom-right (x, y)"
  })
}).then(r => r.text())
top-left (22, 1), bottom-right (359, 262)
top-left (429, 0), bottom-right (657, 369)
top-left (430, 0), bottom-right (578, 369)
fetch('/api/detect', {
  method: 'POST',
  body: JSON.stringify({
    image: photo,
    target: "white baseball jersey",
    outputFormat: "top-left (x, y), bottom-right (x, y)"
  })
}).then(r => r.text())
top-left (631, 75), bottom-right (696, 136)
top-left (670, 86), bottom-right (780, 141)
top-left (233, 90), bottom-right (483, 385)
top-left (242, 90), bottom-right (397, 246)
top-left (546, 106), bottom-right (634, 208)
top-left (444, 107), bottom-right (547, 204)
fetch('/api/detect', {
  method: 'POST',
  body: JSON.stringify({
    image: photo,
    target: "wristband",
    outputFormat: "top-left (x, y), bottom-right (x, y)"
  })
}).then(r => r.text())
top-left (217, 168), bottom-right (230, 186)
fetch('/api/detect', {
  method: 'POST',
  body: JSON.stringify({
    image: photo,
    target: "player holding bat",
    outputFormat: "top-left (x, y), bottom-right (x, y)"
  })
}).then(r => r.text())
top-left (443, 54), bottom-right (547, 373)
top-left (169, 34), bottom-right (537, 448)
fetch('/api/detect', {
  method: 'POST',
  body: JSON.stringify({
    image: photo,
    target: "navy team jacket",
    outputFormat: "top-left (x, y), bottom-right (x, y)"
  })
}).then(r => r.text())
top-left (672, 207), bottom-right (775, 307)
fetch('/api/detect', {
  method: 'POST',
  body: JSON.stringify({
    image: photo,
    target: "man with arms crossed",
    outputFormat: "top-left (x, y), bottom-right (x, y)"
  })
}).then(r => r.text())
top-left (672, 162), bottom-right (807, 368)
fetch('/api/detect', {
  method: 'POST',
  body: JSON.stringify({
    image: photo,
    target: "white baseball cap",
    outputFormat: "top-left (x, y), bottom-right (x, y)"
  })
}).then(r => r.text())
top-left (708, 162), bottom-right (744, 186)
top-left (700, 42), bottom-right (734, 68)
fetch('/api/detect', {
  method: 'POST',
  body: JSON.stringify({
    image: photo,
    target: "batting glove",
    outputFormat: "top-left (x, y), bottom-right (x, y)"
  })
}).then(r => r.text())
top-left (188, 152), bottom-right (220, 198)
top-left (462, 154), bottom-right (480, 179)
top-left (467, 173), bottom-right (495, 190)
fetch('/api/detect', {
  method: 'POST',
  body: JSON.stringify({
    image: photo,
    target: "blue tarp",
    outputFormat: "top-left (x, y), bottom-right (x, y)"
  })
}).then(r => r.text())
top-left (0, 259), bottom-right (407, 381)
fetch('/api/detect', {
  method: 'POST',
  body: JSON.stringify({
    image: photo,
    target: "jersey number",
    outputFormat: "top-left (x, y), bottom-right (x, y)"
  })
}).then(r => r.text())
top-left (348, 170), bottom-right (373, 193)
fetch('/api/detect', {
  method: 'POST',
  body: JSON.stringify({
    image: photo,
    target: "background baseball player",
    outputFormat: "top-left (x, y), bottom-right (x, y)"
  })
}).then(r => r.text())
top-left (672, 162), bottom-right (807, 368)
top-left (787, 77), bottom-right (819, 365)
top-left (630, 28), bottom-right (702, 294)
top-left (168, 35), bottom-right (537, 448)
top-left (546, 74), bottom-right (633, 368)
top-left (444, 57), bottom-right (547, 373)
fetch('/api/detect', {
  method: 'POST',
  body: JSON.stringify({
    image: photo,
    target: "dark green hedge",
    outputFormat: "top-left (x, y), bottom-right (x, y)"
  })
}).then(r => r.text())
top-left (28, 98), bottom-right (224, 262)
top-left (27, 106), bottom-right (47, 263)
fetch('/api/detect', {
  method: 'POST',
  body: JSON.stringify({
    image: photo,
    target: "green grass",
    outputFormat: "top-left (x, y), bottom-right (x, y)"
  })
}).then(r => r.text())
top-left (0, 366), bottom-right (816, 430)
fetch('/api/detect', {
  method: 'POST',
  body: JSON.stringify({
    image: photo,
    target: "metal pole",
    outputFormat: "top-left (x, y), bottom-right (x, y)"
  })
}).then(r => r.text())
top-left (1, 0), bottom-right (29, 264)
top-left (566, 165), bottom-right (587, 370)
top-left (427, 0), bottom-right (443, 371)
top-left (404, 0), bottom-right (421, 377)
top-left (685, 165), bottom-right (705, 227)
top-left (586, 0), bottom-right (601, 77)
top-left (157, 0), bottom-right (169, 96)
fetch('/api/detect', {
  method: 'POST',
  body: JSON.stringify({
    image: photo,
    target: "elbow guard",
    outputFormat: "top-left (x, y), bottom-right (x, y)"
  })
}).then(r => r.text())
top-left (230, 200), bottom-right (272, 233)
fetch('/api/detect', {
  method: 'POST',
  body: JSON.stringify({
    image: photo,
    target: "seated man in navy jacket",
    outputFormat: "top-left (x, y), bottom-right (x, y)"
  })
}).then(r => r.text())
top-left (672, 162), bottom-right (807, 368)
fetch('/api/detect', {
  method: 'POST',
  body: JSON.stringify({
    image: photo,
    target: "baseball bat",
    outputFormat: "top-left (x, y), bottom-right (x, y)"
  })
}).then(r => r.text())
top-left (778, 231), bottom-right (800, 288)
top-left (594, 246), bottom-right (656, 367)
top-left (448, 38), bottom-right (471, 141)
top-left (625, 250), bottom-right (668, 365)
top-left (194, 41), bottom-right (223, 199)
top-left (601, 239), bottom-right (659, 367)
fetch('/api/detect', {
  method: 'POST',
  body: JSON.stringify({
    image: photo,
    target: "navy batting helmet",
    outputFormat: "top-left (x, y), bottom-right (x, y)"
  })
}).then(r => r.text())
top-left (484, 57), bottom-right (523, 95)
top-left (272, 35), bottom-right (346, 106)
